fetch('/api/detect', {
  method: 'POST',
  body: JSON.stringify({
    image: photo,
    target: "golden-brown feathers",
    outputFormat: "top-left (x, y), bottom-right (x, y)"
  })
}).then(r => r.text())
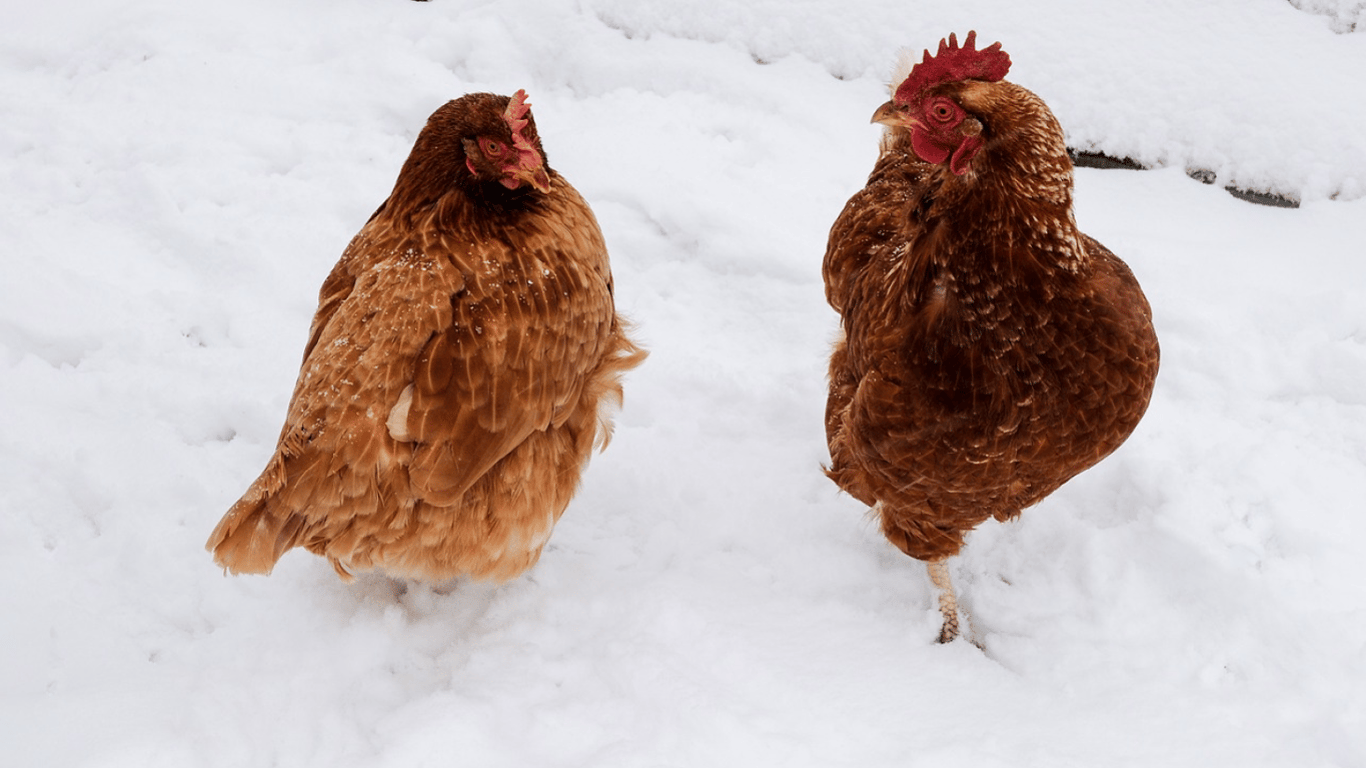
top-left (208, 93), bottom-right (644, 582)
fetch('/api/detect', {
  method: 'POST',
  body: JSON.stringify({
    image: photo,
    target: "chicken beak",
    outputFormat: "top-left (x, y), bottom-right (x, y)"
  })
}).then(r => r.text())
top-left (520, 164), bottom-right (552, 194)
top-left (501, 161), bottom-right (553, 194)
top-left (871, 100), bottom-right (898, 126)
top-left (871, 100), bottom-right (921, 130)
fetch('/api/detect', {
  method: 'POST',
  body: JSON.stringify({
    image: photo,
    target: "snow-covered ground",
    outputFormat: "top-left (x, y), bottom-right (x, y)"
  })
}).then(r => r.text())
top-left (3, 1), bottom-right (1364, 765)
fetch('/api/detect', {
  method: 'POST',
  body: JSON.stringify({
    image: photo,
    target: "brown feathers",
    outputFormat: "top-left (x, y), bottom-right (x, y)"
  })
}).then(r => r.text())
top-left (824, 37), bottom-right (1159, 571)
top-left (208, 92), bottom-right (644, 582)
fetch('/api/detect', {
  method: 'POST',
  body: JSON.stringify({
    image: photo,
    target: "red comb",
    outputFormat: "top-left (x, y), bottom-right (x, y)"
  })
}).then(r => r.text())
top-left (503, 89), bottom-right (532, 134)
top-left (502, 89), bottom-right (541, 169)
top-left (894, 31), bottom-right (1011, 103)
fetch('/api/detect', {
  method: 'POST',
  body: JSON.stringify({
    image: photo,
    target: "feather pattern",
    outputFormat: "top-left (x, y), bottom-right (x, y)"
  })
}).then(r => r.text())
top-left (825, 49), bottom-right (1159, 566)
top-left (208, 93), bottom-right (644, 582)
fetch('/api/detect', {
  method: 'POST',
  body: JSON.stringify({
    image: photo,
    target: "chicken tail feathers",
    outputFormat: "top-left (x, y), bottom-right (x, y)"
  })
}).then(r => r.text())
top-left (591, 329), bottom-right (648, 452)
top-left (206, 470), bottom-right (304, 576)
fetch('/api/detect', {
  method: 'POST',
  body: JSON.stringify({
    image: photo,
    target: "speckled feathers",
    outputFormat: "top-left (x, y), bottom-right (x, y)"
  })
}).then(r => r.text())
top-left (825, 38), bottom-right (1159, 561)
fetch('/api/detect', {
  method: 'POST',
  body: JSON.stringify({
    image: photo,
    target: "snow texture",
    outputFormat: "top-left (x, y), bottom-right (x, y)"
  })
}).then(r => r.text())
top-left (2, 0), bottom-right (1364, 766)
top-left (1287, 0), bottom-right (1366, 33)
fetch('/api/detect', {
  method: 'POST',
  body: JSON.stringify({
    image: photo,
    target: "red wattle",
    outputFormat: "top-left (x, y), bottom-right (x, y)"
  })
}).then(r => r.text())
top-left (949, 136), bottom-right (983, 176)
top-left (911, 130), bottom-right (950, 166)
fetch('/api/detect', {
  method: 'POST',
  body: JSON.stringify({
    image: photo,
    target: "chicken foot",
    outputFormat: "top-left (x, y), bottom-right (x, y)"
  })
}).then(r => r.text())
top-left (927, 559), bottom-right (961, 643)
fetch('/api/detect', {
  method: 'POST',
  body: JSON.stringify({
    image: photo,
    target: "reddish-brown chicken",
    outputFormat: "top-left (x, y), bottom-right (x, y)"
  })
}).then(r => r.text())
top-left (208, 90), bottom-right (645, 583)
top-left (823, 34), bottom-right (1159, 642)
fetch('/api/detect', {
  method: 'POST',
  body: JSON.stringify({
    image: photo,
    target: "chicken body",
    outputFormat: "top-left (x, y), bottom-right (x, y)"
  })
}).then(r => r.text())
top-left (208, 92), bottom-right (644, 583)
top-left (823, 35), bottom-right (1159, 641)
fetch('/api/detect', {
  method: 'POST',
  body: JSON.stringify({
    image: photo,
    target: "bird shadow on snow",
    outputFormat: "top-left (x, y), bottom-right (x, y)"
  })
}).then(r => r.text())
top-left (265, 565), bottom-right (510, 670)
top-left (339, 571), bottom-right (502, 630)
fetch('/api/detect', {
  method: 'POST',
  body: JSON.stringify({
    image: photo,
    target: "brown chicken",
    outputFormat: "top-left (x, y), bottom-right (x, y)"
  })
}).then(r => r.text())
top-left (208, 90), bottom-right (645, 583)
top-left (823, 33), bottom-right (1159, 642)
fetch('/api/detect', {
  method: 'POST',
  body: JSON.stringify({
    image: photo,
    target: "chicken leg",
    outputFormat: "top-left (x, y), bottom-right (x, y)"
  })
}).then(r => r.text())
top-left (927, 559), bottom-right (960, 643)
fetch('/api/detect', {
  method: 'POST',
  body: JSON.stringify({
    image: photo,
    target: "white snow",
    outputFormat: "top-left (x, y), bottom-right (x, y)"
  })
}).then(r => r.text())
top-left (2, 0), bottom-right (1364, 766)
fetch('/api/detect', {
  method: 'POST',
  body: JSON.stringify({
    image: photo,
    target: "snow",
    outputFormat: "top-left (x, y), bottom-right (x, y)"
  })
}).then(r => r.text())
top-left (1, 0), bottom-right (1364, 765)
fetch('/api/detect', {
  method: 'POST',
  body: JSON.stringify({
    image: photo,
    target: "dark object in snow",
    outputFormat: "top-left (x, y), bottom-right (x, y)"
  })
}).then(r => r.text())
top-left (208, 90), bottom-right (645, 583)
top-left (823, 32), bottom-right (1160, 644)
top-left (1074, 154), bottom-right (1302, 209)
top-left (1225, 185), bottom-right (1300, 209)
top-left (1187, 168), bottom-right (1217, 185)
top-left (1284, 0), bottom-right (1361, 34)
top-left (1067, 148), bottom-right (1146, 170)
top-left (1189, 168), bottom-right (1302, 208)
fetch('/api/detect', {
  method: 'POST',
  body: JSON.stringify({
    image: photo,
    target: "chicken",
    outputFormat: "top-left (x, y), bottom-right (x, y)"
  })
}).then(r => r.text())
top-left (208, 90), bottom-right (645, 583)
top-left (823, 33), bottom-right (1159, 643)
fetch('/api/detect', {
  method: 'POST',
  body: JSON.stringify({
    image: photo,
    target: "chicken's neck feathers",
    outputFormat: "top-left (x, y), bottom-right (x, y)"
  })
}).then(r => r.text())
top-left (856, 124), bottom-right (1093, 379)
top-left (908, 142), bottom-right (1086, 299)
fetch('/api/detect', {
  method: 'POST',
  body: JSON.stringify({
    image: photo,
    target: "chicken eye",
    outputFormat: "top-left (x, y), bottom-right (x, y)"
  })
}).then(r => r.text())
top-left (930, 101), bottom-right (956, 122)
top-left (482, 139), bottom-right (505, 157)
